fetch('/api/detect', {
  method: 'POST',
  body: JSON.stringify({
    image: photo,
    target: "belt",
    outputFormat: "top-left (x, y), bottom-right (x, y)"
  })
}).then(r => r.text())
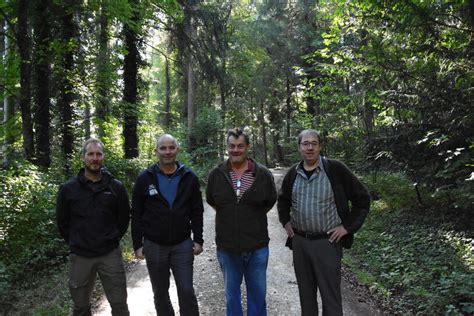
top-left (293, 229), bottom-right (328, 240)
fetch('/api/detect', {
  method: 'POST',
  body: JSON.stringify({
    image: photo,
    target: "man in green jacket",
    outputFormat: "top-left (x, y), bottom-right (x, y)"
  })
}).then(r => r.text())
top-left (277, 129), bottom-right (370, 316)
top-left (206, 128), bottom-right (277, 316)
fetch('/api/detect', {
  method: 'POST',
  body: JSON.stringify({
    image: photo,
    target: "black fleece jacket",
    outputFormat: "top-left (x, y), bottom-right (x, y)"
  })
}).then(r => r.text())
top-left (56, 169), bottom-right (130, 257)
top-left (277, 157), bottom-right (370, 248)
top-left (206, 159), bottom-right (277, 253)
top-left (131, 162), bottom-right (204, 250)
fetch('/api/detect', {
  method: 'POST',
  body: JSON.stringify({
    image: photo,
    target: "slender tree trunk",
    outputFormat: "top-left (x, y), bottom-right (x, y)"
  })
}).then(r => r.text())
top-left (186, 55), bottom-right (196, 151)
top-left (273, 130), bottom-right (284, 164)
top-left (218, 58), bottom-right (227, 159)
top-left (183, 5), bottom-right (196, 151)
top-left (0, 19), bottom-right (15, 166)
top-left (33, 0), bottom-right (51, 169)
top-left (2, 17), bottom-right (15, 166)
top-left (96, 4), bottom-right (109, 139)
top-left (259, 101), bottom-right (268, 166)
top-left (164, 56), bottom-right (171, 128)
top-left (122, 0), bottom-right (140, 158)
top-left (17, 0), bottom-right (35, 161)
top-left (57, 1), bottom-right (76, 175)
top-left (286, 74), bottom-right (291, 139)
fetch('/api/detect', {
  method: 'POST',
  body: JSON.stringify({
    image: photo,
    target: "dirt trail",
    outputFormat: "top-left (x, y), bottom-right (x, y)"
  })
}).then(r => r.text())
top-left (96, 169), bottom-right (383, 315)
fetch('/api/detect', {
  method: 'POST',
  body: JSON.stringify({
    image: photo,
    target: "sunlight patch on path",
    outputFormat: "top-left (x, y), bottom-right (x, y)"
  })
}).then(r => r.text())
top-left (95, 260), bottom-right (179, 315)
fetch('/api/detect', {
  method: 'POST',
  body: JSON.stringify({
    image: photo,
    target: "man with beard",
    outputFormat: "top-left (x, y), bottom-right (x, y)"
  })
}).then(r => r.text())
top-left (131, 134), bottom-right (204, 316)
top-left (206, 128), bottom-right (277, 316)
top-left (56, 137), bottom-right (130, 316)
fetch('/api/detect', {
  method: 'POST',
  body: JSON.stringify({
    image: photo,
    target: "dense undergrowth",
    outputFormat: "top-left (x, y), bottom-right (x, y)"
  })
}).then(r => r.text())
top-left (1, 161), bottom-right (472, 314)
top-left (345, 172), bottom-right (474, 315)
top-left (0, 159), bottom-right (145, 315)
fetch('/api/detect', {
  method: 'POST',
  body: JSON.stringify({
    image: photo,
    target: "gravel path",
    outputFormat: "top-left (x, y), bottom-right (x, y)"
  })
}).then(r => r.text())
top-left (96, 169), bottom-right (384, 315)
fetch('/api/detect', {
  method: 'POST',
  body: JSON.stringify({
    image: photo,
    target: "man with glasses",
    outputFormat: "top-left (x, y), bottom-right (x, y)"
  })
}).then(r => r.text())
top-left (277, 129), bottom-right (370, 315)
top-left (206, 128), bottom-right (277, 316)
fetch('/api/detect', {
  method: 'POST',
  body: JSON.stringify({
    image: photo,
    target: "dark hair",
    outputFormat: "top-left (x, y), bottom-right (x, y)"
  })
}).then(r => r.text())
top-left (297, 129), bottom-right (321, 144)
top-left (227, 128), bottom-right (250, 144)
top-left (81, 137), bottom-right (104, 156)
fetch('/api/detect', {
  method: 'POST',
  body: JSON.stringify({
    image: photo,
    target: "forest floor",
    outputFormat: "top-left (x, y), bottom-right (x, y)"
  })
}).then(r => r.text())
top-left (96, 169), bottom-right (385, 315)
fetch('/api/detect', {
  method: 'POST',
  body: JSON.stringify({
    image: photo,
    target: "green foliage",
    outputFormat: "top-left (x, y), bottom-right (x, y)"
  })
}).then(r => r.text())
top-left (310, 0), bottom-right (473, 194)
top-left (105, 156), bottom-right (152, 192)
top-left (345, 172), bottom-right (474, 314)
top-left (0, 162), bottom-right (67, 298)
top-left (187, 107), bottom-right (222, 182)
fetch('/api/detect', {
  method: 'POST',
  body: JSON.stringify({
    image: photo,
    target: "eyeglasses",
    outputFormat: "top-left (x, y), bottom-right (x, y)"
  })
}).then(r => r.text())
top-left (236, 179), bottom-right (241, 197)
top-left (300, 141), bottom-right (319, 148)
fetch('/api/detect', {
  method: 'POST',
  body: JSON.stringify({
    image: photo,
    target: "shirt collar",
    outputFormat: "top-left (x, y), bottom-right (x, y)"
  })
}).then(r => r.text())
top-left (227, 158), bottom-right (255, 173)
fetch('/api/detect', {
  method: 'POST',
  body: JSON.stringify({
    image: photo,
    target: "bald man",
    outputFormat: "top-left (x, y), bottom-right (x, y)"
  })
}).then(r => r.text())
top-left (131, 134), bottom-right (204, 316)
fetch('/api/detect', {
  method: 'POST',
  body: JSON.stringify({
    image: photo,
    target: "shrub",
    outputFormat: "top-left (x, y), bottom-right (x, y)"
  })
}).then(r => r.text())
top-left (0, 163), bottom-right (67, 297)
top-left (345, 172), bottom-right (474, 315)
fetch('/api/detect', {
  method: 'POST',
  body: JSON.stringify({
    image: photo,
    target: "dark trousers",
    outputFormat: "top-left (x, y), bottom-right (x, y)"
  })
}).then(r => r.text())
top-left (144, 238), bottom-right (199, 316)
top-left (68, 247), bottom-right (129, 316)
top-left (292, 235), bottom-right (343, 316)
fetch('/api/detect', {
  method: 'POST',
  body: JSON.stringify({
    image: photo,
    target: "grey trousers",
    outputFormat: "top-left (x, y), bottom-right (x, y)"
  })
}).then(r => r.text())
top-left (292, 235), bottom-right (343, 316)
top-left (143, 238), bottom-right (199, 316)
top-left (68, 247), bottom-right (129, 316)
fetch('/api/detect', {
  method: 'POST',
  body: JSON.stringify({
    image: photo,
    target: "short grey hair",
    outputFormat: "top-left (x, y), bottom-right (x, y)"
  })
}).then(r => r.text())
top-left (81, 137), bottom-right (104, 156)
top-left (156, 134), bottom-right (179, 148)
top-left (297, 129), bottom-right (321, 144)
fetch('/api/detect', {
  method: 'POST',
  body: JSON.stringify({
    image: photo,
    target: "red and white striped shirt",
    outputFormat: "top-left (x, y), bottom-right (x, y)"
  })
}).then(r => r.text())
top-left (229, 159), bottom-right (255, 201)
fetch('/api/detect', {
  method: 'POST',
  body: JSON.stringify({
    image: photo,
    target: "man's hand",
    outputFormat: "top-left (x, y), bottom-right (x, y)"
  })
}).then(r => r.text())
top-left (135, 247), bottom-right (145, 260)
top-left (327, 225), bottom-right (348, 243)
top-left (284, 222), bottom-right (294, 238)
top-left (193, 242), bottom-right (203, 256)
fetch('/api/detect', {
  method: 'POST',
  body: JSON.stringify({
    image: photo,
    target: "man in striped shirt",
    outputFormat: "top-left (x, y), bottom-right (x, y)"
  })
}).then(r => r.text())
top-left (277, 129), bottom-right (370, 316)
top-left (206, 128), bottom-right (277, 316)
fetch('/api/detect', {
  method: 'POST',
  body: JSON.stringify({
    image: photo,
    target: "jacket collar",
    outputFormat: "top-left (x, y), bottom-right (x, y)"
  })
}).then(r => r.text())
top-left (76, 167), bottom-right (113, 186)
top-left (218, 157), bottom-right (258, 177)
top-left (147, 161), bottom-right (188, 176)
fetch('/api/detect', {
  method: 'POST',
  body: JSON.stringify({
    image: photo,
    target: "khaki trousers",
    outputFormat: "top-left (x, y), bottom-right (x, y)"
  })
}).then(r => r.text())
top-left (68, 247), bottom-right (129, 316)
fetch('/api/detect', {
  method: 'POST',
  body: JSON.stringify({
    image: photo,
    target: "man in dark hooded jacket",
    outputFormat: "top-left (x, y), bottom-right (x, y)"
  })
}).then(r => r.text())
top-left (56, 137), bottom-right (130, 316)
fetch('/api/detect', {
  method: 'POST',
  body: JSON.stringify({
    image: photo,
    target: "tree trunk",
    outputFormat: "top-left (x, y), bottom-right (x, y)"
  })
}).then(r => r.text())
top-left (186, 54), bottom-right (196, 151)
top-left (286, 74), bottom-right (292, 140)
top-left (33, 0), bottom-right (51, 169)
top-left (17, 0), bottom-right (35, 161)
top-left (122, 0), bottom-right (140, 159)
top-left (164, 56), bottom-right (171, 128)
top-left (183, 4), bottom-right (197, 152)
top-left (273, 130), bottom-right (284, 164)
top-left (96, 4), bottom-right (109, 139)
top-left (57, 1), bottom-right (76, 175)
top-left (218, 58), bottom-right (227, 159)
top-left (2, 17), bottom-right (15, 166)
top-left (259, 101), bottom-right (268, 166)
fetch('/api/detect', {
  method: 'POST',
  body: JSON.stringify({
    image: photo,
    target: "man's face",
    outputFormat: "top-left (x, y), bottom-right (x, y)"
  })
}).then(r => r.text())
top-left (298, 134), bottom-right (321, 165)
top-left (156, 137), bottom-right (179, 166)
top-left (81, 143), bottom-right (105, 174)
top-left (227, 135), bottom-right (250, 165)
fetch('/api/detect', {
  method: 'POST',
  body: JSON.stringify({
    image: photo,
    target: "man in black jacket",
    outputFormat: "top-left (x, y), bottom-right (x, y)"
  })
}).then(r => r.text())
top-left (56, 138), bottom-right (130, 316)
top-left (206, 128), bottom-right (277, 316)
top-left (131, 134), bottom-right (204, 316)
top-left (277, 129), bottom-right (370, 316)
